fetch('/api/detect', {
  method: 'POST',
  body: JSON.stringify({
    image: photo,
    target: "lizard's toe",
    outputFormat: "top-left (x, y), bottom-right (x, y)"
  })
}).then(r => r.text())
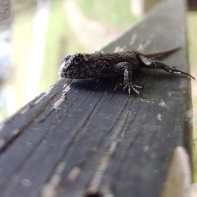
top-left (133, 84), bottom-right (143, 89)
top-left (123, 82), bottom-right (142, 96)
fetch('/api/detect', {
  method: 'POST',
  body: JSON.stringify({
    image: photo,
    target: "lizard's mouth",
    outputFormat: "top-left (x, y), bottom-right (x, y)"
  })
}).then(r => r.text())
top-left (59, 61), bottom-right (73, 78)
top-left (59, 68), bottom-right (86, 79)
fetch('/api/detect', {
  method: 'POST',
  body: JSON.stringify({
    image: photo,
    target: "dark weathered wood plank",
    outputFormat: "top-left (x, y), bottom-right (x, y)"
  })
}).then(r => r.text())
top-left (0, 0), bottom-right (192, 197)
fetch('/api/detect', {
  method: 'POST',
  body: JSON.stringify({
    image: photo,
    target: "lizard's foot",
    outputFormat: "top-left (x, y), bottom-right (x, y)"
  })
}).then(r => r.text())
top-left (123, 82), bottom-right (143, 96)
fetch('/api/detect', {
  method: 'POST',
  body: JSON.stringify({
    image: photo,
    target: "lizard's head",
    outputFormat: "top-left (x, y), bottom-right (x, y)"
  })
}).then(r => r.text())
top-left (59, 53), bottom-right (89, 79)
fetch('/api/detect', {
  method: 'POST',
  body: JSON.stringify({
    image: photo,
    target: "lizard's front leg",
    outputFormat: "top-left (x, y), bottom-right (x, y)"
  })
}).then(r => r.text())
top-left (115, 62), bottom-right (143, 95)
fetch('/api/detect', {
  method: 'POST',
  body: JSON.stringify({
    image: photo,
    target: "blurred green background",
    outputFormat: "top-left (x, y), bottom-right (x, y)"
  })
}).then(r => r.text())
top-left (0, 0), bottom-right (196, 181)
top-left (9, 0), bottom-right (140, 114)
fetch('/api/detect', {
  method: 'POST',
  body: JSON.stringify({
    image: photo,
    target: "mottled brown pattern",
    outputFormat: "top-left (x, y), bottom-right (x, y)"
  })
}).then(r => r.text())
top-left (60, 49), bottom-right (194, 95)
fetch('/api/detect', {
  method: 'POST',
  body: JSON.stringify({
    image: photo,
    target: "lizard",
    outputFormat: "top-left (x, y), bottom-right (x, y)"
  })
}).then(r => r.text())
top-left (59, 47), bottom-right (195, 95)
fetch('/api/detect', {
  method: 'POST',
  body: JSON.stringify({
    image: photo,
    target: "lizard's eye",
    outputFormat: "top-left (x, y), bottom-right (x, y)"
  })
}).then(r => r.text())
top-left (73, 54), bottom-right (83, 64)
top-left (64, 55), bottom-right (71, 62)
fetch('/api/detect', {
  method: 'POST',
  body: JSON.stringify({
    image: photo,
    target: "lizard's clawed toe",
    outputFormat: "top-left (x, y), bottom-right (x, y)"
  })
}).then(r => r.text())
top-left (123, 82), bottom-right (143, 96)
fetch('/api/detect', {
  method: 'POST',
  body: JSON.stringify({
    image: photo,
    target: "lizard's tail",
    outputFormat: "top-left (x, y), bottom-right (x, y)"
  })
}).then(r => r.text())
top-left (142, 47), bottom-right (181, 60)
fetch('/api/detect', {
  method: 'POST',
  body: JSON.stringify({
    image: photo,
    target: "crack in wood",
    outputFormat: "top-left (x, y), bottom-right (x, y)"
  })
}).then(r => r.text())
top-left (86, 100), bottom-right (130, 194)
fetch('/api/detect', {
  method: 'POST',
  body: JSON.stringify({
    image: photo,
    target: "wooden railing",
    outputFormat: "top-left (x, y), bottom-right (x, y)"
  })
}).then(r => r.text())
top-left (0, 0), bottom-right (195, 196)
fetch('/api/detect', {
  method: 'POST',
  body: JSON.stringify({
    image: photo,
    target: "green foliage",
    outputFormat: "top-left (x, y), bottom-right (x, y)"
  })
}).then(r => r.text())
top-left (40, 1), bottom-right (65, 91)
top-left (188, 12), bottom-right (197, 68)
top-left (76, 0), bottom-right (138, 29)
top-left (40, 1), bottom-right (85, 92)
top-left (11, 9), bottom-right (34, 108)
top-left (188, 12), bottom-right (197, 183)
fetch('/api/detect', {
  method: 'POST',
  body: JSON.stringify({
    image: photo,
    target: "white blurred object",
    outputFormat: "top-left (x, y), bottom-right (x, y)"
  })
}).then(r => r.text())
top-left (131, 0), bottom-right (159, 16)
top-left (25, 0), bottom-right (49, 103)
top-left (161, 146), bottom-right (197, 197)
top-left (0, 30), bottom-right (11, 82)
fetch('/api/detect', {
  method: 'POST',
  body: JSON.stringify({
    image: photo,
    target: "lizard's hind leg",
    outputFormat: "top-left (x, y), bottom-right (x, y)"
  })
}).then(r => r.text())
top-left (150, 61), bottom-right (194, 79)
top-left (153, 61), bottom-right (195, 79)
top-left (138, 55), bottom-right (195, 79)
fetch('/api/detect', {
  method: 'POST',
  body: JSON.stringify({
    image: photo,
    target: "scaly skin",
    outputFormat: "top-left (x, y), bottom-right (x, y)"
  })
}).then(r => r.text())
top-left (59, 48), bottom-right (195, 95)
